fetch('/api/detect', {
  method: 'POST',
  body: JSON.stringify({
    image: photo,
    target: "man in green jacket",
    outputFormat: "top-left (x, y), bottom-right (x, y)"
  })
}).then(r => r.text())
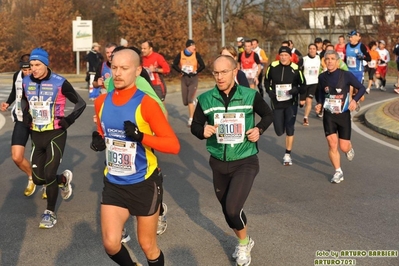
top-left (191, 55), bottom-right (273, 266)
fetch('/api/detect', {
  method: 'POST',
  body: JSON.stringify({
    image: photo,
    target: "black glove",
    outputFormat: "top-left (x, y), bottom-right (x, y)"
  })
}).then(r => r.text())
top-left (379, 60), bottom-right (385, 64)
top-left (124, 121), bottom-right (143, 142)
top-left (356, 53), bottom-right (364, 60)
top-left (90, 131), bottom-right (106, 152)
top-left (58, 117), bottom-right (74, 130)
top-left (288, 87), bottom-right (299, 95)
top-left (267, 90), bottom-right (276, 99)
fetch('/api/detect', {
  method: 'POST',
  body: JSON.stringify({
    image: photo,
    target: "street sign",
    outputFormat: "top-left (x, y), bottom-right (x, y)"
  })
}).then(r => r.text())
top-left (72, 17), bottom-right (93, 52)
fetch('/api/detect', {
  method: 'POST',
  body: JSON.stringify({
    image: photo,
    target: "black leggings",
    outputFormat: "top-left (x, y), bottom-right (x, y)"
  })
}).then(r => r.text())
top-left (209, 155), bottom-right (259, 231)
top-left (31, 129), bottom-right (67, 211)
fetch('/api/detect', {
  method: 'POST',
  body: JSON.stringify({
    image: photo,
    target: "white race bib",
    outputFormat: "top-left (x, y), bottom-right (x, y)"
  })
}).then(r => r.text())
top-left (182, 65), bottom-right (194, 73)
top-left (31, 101), bottom-right (51, 125)
top-left (347, 56), bottom-right (356, 68)
top-left (106, 138), bottom-right (137, 176)
top-left (276, 84), bottom-right (292, 102)
top-left (368, 60), bottom-right (376, 68)
top-left (214, 112), bottom-right (245, 144)
top-left (323, 98), bottom-right (342, 114)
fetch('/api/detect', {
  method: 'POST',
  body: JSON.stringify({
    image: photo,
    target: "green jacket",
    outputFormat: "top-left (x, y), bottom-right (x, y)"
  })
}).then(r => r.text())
top-left (197, 85), bottom-right (258, 161)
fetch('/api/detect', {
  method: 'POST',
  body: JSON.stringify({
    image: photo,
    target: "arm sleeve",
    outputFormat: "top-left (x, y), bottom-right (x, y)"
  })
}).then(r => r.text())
top-left (361, 44), bottom-right (371, 62)
top-left (141, 96), bottom-right (180, 154)
top-left (140, 68), bottom-right (153, 85)
top-left (254, 53), bottom-right (261, 64)
top-left (6, 72), bottom-right (19, 105)
top-left (190, 100), bottom-right (208, 140)
top-left (196, 53), bottom-right (206, 74)
top-left (158, 54), bottom-right (171, 74)
top-left (264, 66), bottom-right (272, 93)
top-left (253, 92), bottom-right (273, 133)
top-left (172, 53), bottom-right (182, 73)
top-left (94, 94), bottom-right (107, 136)
top-left (237, 70), bottom-right (250, 87)
top-left (61, 80), bottom-right (87, 123)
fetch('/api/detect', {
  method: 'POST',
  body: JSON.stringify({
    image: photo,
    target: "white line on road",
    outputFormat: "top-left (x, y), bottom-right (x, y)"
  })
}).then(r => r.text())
top-left (352, 99), bottom-right (399, 151)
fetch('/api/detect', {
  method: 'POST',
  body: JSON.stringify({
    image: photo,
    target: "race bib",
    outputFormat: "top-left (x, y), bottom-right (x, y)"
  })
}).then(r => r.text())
top-left (307, 67), bottom-right (318, 77)
top-left (214, 112), bottom-right (245, 144)
top-left (276, 84), bottom-right (292, 102)
top-left (323, 97), bottom-right (342, 114)
top-left (347, 56), bottom-right (356, 68)
top-left (31, 101), bottom-right (51, 125)
top-left (368, 60), bottom-right (376, 68)
top-left (242, 68), bottom-right (257, 79)
top-left (106, 138), bottom-right (137, 176)
top-left (337, 52), bottom-right (345, 60)
top-left (182, 64), bottom-right (194, 74)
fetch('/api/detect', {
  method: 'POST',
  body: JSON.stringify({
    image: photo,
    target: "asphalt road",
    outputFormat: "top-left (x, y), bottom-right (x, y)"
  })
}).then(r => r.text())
top-left (0, 82), bottom-right (398, 266)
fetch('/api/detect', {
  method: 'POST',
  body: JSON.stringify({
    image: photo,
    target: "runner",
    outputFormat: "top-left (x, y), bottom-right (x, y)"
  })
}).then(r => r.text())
top-left (315, 50), bottom-right (366, 184)
top-left (288, 40), bottom-right (303, 66)
top-left (376, 40), bottom-right (390, 91)
top-left (251, 38), bottom-right (269, 97)
top-left (366, 41), bottom-right (380, 94)
top-left (91, 48), bottom-right (180, 266)
top-left (93, 42), bottom-right (117, 93)
top-left (0, 54), bottom-right (39, 197)
top-left (172, 39), bottom-right (205, 127)
top-left (393, 36), bottom-right (399, 93)
top-left (23, 47), bottom-right (86, 228)
top-left (220, 45), bottom-right (250, 87)
top-left (238, 40), bottom-right (261, 89)
top-left (85, 42), bottom-right (103, 100)
top-left (335, 35), bottom-right (346, 60)
top-left (237, 37), bottom-right (245, 53)
top-left (264, 46), bottom-right (305, 166)
top-left (301, 44), bottom-right (320, 126)
top-left (314, 37), bottom-right (323, 55)
top-left (191, 55), bottom-right (273, 266)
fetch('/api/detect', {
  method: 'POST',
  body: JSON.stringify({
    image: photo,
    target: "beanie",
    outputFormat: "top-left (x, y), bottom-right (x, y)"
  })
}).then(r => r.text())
top-left (186, 39), bottom-right (195, 47)
top-left (278, 46), bottom-right (292, 56)
top-left (30, 48), bottom-right (49, 66)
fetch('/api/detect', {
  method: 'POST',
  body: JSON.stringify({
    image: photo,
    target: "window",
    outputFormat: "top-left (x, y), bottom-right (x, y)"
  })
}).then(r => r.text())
top-left (363, 15), bottom-right (372, 25)
top-left (331, 16), bottom-right (335, 26)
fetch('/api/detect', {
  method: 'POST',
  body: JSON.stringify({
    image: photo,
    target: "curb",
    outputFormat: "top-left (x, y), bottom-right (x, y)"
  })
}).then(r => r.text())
top-left (364, 99), bottom-right (399, 140)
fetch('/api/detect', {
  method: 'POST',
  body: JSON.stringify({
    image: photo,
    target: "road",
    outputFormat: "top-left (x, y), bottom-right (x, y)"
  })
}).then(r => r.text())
top-left (0, 82), bottom-right (398, 266)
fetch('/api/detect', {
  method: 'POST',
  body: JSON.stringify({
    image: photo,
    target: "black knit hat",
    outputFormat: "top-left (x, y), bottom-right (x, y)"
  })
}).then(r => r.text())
top-left (278, 46), bottom-right (292, 55)
top-left (186, 39), bottom-right (195, 47)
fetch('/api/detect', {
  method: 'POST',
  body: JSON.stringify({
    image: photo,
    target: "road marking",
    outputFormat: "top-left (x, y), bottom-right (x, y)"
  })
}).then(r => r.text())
top-left (352, 99), bottom-right (399, 151)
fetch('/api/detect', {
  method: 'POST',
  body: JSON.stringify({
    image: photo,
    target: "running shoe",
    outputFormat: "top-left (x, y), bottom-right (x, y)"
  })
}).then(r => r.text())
top-left (394, 83), bottom-right (399, 88)
top-left (157, 202), bottom-right (168, 235)
top-left (317, 109), bottom-right (324, 118)
top-left (60, 170), bottom-right (73, 200)
top-left (42, 185), bottom-right (47, 199)
top-left (346, 148), bottom-right (355, 161)
top-left (366, 88), bottom-right (370, 94)
top-left (394, 88), bottom-right (399, 94)
top-left (331, 171), bottom-right (344, 184)
top-left (283, 154), bottom-right (292, 166)
top-left (379, 86), bottom-right (386, 91)
top-left (24, 179), bottom-right (36, 197)
top-left (121, 228), bottom-right (131, 243)
top-left (232, 236), bottom-right (255, 266)
top-left (39, 210), bottom-right (57, 229)
top-left (303, 118), bottom-right (309, 126)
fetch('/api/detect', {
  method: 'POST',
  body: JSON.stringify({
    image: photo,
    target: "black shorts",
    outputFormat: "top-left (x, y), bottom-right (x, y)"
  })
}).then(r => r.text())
top-left (11, 121), bottom-right (30, 146)
top-left (368, 68), bottom-right (376, 80)
top-left (323, 111), bottom-right (351, 140)
top-left (273, 105), bottom-right (298, 136)
top-left (304, 84), bottom-right (318, 98)
top-left (101, 169), bottom-right (163, 216)
top-left (396, 62), bottom-right (399, 71)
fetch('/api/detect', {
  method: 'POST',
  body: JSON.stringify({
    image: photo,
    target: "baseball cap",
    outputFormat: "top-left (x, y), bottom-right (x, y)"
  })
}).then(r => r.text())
top-left (236, 37), bottom-right (244, 42)
top-left (314, 37), bottom-right (322, 43)
top-left (379, 40), bottom-right (386, 45)
top-left (348, 30), bottom-right (359, 37)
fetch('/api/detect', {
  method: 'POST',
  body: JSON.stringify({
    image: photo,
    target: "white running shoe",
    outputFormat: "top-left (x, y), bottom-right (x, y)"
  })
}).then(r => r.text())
top-left (232, 237), bottom-right (255, 266)
top-left (283, 154), bottom-right (292, 166)
top-left (379, 86), bottom-right (386, 91)
top-left (39, 210), bottom-right (57, 229)
top-left (331, 171), bottom-right (344, 184)
top-left (366, 88), bottom-right (370, 94)
top-left (346, 148), bottom-right (355, 161)
top-left (60, 170), bottom-right (73, 200)
top-left (157, 203), bottom-right (168, 235)
top-left (121, 228), bottom-right (131, 243)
